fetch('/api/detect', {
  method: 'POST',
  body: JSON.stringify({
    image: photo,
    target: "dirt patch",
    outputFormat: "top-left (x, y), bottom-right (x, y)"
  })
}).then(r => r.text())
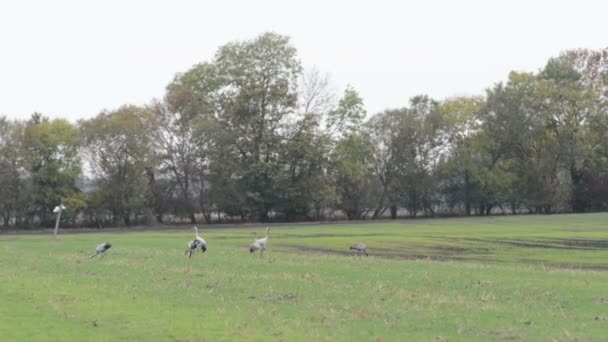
top-left (248, 292), bottom-right (297, 302)
top-left (547, 238), bottom-right (608, 249)
top-left (279, 244), bottom-right (353, 257)
top-left (277, 244), bottom-right (496, 264)
top-left (460, 238), bottom-right (606, 250)
top-left (428, 245), bottom-right (491, 255)
top-left (519, 259), bottom-right (608, 271)
top-left (277, 244), bottom-right (608, 271)
top-left (593, 297), bottom-right (608, 304)
top-left (278, 233), bottom-right (388, 238)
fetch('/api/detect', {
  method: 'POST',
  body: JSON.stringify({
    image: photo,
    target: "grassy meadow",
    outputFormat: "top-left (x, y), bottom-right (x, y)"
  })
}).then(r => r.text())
top-left (1, 214), bottom-right (608, 341)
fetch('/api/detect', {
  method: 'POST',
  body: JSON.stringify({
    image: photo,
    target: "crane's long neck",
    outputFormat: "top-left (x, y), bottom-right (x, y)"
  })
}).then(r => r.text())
top-left (194, 227), bottom-right (201, 239)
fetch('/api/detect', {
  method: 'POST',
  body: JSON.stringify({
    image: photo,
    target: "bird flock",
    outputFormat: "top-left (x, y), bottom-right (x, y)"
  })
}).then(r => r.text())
top-left (91, 226), bottom-right (369, 260)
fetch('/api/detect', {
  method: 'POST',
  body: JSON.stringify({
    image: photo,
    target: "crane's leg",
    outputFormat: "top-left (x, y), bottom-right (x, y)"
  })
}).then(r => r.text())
top-left (90, 251), bottom-right (102, 259)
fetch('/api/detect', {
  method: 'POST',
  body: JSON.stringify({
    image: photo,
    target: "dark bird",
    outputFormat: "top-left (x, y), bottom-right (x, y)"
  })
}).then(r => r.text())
top-left (90, 242), bottom-right (112, 259)
top-left (349, 243), bottom-right (368, 256)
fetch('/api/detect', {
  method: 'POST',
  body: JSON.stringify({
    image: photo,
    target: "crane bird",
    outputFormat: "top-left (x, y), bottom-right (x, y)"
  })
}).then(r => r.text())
top-left (249, 227), bottom-right (270, 257)
top-left (349, 243), bottom-right (368, 256)
top-left (185, 239), bottom-right (201, 258)
top-left (184, 227), bottom-right (207, 257)
top-left (90, 242), bottom-right (112, 259)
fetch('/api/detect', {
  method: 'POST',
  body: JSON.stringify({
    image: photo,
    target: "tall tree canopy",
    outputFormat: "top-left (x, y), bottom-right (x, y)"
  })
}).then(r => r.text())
top-left (1, 37), bottom-right (608, 228)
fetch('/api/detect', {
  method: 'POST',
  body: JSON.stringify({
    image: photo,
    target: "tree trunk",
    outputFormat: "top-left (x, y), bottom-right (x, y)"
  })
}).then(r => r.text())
top-left (372, 186), bottom-right (387, 219)
top-left (570, 164), bottom-right (586, 213)
top-left (258, 209), bottom-right (269, 222)
top-left (346, 208), bottom-right (360, 220)
top-left (201, 209), bottom-right (211, 224)
top-left (464, 171), bottom-right (471, 216)
top-left (485, 205), bottom-right (493, 216)
top-left (124, 213), bottom-right (131, 226)
top-left (314, 205), bottom-right (323, 221)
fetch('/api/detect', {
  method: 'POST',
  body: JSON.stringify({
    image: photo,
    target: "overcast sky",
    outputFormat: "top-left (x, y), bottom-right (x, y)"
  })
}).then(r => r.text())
top-left (1, 0), bottom-right (607, 122)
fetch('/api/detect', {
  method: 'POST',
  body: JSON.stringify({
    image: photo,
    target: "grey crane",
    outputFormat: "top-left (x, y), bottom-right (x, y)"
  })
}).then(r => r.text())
top-left (249, 227), bottom-right (270, 257)
top-left (90, 242), bottom-right (112, 259)
top-left (185, 227), bottom-right (207, 258)
top-left (185, 239), bottom-right (199, 258)
top-left (349, 243), bottom-right (368, 256)
top-left (193, 226), bottom-right (208, 251)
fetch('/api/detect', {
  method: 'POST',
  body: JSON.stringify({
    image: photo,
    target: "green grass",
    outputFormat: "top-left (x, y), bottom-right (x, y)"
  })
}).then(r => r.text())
top-left (1, 213), bottom-right (608, 341)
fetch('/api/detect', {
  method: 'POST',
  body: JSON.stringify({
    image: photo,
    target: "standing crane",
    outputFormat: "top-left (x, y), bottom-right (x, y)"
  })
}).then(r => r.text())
top-left (249, 227), bottom-right (270, 257)
top-left (90, 242), bottom-right (112, 259)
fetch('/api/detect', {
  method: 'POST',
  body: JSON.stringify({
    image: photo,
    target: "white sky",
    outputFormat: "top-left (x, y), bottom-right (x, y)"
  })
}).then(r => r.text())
top-left (1, 0), bottom-right (607, 122)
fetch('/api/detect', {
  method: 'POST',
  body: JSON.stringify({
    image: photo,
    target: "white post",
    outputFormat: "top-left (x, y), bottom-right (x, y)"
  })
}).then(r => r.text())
top-left (53, 202), bottom-right (66, 238)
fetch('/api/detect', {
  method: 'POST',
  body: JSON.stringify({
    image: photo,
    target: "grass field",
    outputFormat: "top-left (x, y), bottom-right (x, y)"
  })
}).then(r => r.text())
top-left (1, 214), bottom-right (608, 341)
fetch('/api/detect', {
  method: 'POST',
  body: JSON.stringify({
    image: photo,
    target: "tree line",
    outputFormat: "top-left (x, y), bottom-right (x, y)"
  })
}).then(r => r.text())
top-left (1, 33), bottom-right (607, 227)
